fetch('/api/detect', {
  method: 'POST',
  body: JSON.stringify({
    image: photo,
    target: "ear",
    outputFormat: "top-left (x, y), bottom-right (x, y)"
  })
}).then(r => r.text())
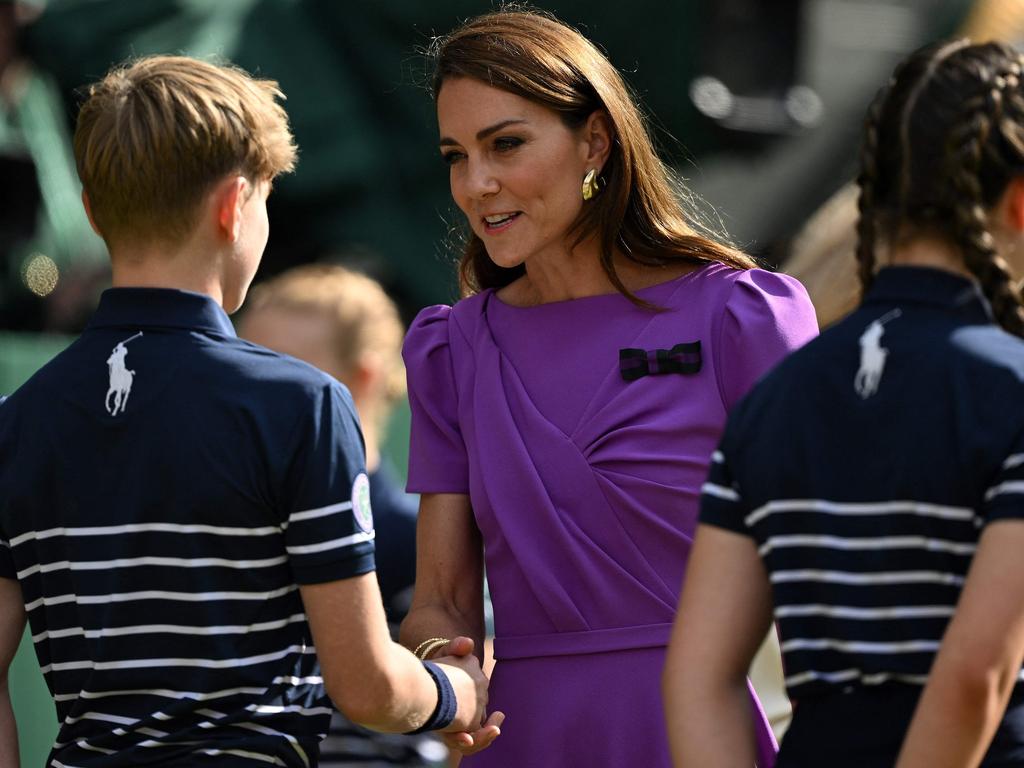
top-left (581, 109), bottom-right (614, 173)
top-left (215, 176), bottom-right (250, 243)
top-left (1003, 176), bottom-right (1024, 233)
top-left (81, 190), bottom-right (103, 237)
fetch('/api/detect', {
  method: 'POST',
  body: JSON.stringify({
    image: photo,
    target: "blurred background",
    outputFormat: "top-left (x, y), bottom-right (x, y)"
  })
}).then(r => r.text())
top-left (4, 0), bottom-right (1022, 763)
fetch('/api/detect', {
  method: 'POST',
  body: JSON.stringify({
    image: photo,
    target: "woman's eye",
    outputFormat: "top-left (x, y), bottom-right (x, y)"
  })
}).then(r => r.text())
top-left (441, 151), bottom-right (465, 165)
top-left (493, 136), bottom-right (524, 152)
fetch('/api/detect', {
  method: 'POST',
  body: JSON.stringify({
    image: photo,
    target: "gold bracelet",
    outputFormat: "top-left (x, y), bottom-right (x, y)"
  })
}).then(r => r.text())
top-left (413, 637), bottom-right (451, 660)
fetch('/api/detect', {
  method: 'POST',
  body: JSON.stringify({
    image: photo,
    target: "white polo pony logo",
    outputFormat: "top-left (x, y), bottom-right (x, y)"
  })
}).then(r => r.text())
top-left (106, 332), bottom-right (143, 416)
top-left (854, 309), bottom-right (901, 399)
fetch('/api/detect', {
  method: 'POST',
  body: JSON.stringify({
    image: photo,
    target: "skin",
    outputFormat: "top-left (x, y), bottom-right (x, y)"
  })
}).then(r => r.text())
top-left (662, 178), bottom-right (1024, 768)
top-left (0, 578), bottom-right (25, 768)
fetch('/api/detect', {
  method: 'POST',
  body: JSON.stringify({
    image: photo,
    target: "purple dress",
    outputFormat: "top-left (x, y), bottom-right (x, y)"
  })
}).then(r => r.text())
top-left (404, 264), bottom-right (818, 767)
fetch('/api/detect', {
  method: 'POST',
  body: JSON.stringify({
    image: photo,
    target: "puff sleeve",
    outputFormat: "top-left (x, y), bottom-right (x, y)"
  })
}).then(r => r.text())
top-left (403, 305), bottom-right (470, 494)
top-left (716, 269), bottom-right (819, 411)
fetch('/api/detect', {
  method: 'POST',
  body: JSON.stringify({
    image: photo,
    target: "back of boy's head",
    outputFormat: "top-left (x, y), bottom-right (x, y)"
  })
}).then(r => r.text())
top-left (74, 55), bottom-right (297, 249)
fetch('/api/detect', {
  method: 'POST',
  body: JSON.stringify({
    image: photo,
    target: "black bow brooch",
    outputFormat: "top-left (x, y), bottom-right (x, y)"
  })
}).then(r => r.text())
top-left (619, 341), bottom-right (702, 381)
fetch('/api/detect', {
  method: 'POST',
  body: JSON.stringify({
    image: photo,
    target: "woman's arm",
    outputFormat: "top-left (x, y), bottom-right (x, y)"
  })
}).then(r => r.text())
top-left (400, 493), bottom-right (485, 658)
top-left (896, 520), bottom-right (1024, 768)
top-left (399, 492), bottom-right (501, 754)
top-left (663, 524), bottom-right (775, 768)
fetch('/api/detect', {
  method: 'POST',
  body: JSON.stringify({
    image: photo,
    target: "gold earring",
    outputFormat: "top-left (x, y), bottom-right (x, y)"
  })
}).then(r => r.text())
top-left (582, 168), bottom-right (602, 201)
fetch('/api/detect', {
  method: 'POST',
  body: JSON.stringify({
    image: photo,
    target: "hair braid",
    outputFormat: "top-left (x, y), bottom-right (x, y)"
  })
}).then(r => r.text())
top-left (947, 84), bottom-right (1024, 337)
top-left (856, 91), bottom-right (887, 295)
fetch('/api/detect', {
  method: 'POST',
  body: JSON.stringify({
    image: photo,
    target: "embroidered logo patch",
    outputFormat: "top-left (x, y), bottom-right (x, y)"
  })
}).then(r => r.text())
top-left (105, 332), bottom-right (143, 416)
top-left (854, 309), bottom-right (901, 399)
top-left (351, 472), bottom-right (373, 533)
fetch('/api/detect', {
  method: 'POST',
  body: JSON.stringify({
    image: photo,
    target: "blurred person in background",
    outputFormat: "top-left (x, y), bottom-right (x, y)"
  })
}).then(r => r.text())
top-left (665, 39), bottom-right (1024, 768)
top-left (239, 263), bottom-right (449, 768)
top-left (399, 9), bottom-right (818, 767)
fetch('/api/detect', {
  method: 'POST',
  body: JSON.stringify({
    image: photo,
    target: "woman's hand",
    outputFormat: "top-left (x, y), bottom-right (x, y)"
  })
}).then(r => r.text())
top-left (432, 636), bottom-right (505, 755)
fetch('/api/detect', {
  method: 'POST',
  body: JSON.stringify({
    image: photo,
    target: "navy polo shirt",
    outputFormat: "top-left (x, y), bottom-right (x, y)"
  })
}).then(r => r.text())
top-left (701, 267), bottom-right (1024, 702)
top-left (0, 288), bottom-right (375, 766)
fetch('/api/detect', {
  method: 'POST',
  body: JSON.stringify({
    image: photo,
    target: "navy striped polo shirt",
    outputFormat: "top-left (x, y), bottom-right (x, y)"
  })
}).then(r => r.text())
top-left (0, 288), bottom-right (375, 766)
top-left (700, 266), bottom-right (1024, 701)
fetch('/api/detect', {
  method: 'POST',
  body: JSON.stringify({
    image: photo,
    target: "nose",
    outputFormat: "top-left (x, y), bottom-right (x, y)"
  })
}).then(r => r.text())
top-left (463, 158), bottom-right (500, 200)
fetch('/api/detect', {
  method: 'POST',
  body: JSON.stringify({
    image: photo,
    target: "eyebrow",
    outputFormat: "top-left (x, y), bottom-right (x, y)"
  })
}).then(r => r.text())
top-left (439, 118), bottom-right (528, 147)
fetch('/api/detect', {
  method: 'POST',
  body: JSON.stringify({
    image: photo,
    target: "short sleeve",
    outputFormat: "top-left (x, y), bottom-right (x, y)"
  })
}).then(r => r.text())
top-left (983, 438), bottom-right (1024, 525)
top-left (0, 540), bottom-right (14, 580)
top-left (282, 380), bottom-right (376, 584)
top-left (716, 269), bottom-right (819, 411)
top-left (403, 305), bottom-right (470, 494)
top-left (698, 435), bottom-right (754, 537)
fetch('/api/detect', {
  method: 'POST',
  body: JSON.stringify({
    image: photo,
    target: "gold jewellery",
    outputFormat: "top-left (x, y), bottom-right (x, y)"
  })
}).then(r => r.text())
top-left (582, 168), bottom-right (603, 201)
top-left (414, 637), bottom-right (451, 660)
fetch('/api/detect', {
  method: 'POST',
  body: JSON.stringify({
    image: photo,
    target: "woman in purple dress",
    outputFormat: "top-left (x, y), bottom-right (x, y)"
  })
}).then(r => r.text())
top-left (399, 10), bottom-right (818, 767)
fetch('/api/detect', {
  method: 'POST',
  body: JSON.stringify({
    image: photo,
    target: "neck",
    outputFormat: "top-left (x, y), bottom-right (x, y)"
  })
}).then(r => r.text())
top-left (351, 392), bottom-right (382, 473)
top-left (110, 239), bottom-right (231, 309)
top-left (885, 235), bottom-right (973, 279)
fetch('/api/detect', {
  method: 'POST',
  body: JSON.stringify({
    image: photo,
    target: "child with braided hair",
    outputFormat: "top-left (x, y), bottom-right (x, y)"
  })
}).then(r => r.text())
top-left (664, 40), bottom-right (1024, 768)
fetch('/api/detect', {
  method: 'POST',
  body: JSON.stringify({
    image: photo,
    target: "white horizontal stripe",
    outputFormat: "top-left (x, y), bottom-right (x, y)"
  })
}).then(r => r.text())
top-left (285, 501), bottom-right (353, 528)
top-left (781, 638), bottom-right (940, 654)
top-left (25, 584), bottom-right (297, 612)
top-left (51, 674), bottom-right (323, 703)
top-left (64, 710), bottom-right (136, 727)
top-left (41, 644), bottom-right (315, 675)
top-left (10, 522), bottom-right (281, 548)
top-left (34, 613), bottom-right (306, 643)
top-left (196, 708), bottom-right (311, 766)
top-left (711, 450), bottom-right (725, 464)
top-left (985, 481), bottom-right (1024, 502)
top-left (0, 539), bottom-right (8, 549)
top-left (759, 534), bottom-right (976, 557)
top-left (776, 604), bottom-right (956, 620)
top-left (746, 499), bottom-right (975, 527)
top-left (1004, 453), bottom-right (1024, 470)
top-left (286, 531), bottom-right (374, 556)
top-left (701, 482), bottom-right (740, 502)
top-left (784, 668), bottom-right (930, 688)
top-left (771, 569), bottom-right (965, 586)
top-left (18, 554), bottom-right (287, 580)
top-left (247, 703), bottom-right (333, 717)
top-left (197, 749), bottom-right (286, 766)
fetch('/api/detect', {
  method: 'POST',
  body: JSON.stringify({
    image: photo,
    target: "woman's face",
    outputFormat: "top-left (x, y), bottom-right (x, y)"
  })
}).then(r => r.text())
top-left (437, 76), bottom-right (599, 269)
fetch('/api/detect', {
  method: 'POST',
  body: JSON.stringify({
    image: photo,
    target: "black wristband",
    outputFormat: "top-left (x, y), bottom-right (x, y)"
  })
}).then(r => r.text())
top-left (406, 660), bottom-right (458, 734)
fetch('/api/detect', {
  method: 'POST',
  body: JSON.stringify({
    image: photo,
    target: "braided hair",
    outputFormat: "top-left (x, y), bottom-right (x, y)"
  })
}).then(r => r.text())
top-left (855, 40), bottom-right (1024, 336)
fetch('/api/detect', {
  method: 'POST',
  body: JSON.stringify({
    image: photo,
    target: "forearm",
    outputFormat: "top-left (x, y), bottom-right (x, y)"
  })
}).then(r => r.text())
top-left (895, 671), bottom-right (1014, 768)
top-left (400, 601), bottom-right (484, 661)
top-left (0, 678), bottom-right (19, 768)
top-left (664, 671), bottom-right (756, 768)
top-left (338, 640), bottom-right (442, 733)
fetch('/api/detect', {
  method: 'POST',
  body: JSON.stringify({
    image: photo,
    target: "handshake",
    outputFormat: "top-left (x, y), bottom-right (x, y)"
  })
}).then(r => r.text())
top-left (417, 635), bottom-right (505, 756)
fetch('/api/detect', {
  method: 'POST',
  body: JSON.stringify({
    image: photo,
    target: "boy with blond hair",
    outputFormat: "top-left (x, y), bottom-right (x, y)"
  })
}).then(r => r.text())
top-left (0, 56), bottom-right (488, 767)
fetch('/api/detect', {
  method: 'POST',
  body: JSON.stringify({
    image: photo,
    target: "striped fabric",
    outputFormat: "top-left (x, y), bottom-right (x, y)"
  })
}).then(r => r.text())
top-left (700, 267), bottom-right (1024, 702)
top-left (0, 288), bottom-right (375, 766)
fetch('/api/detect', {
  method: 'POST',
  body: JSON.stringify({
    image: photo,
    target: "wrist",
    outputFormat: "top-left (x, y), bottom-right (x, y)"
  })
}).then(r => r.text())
top-left (406, 660), bottom-right (458, 734)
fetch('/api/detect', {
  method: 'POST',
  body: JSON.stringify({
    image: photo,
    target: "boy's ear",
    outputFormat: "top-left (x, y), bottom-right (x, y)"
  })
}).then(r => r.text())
top-left (216, 176), bottom-right (249, 243)
top-left (81, 190), bottom-right (103, 238)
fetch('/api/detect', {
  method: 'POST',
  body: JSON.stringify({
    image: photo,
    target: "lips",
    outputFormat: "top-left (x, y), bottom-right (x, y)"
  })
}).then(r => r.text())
top-left (481, 212), bottom-right (521, 232)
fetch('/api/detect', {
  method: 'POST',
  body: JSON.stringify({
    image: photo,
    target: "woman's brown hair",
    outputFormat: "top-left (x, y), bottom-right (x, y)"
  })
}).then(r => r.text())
top-left (429, 8), bottom-right (755, 300)
top-left (856, 40), bottom-right (1024, 336)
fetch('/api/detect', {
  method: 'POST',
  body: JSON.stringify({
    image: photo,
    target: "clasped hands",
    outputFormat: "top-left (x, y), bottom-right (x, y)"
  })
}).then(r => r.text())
top-left (429, 636), bottom-right (505, 755)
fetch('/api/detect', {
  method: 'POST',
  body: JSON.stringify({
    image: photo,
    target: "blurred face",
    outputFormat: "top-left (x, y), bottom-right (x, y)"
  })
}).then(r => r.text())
top-left (437, 77), bottom-right (594, 269)
top-left (239, 307), bottom-right (348, 384)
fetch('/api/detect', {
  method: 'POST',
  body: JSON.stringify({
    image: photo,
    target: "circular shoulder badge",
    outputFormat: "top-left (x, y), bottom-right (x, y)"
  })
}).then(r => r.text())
top-left (351, 473), bottom-right (374, 534)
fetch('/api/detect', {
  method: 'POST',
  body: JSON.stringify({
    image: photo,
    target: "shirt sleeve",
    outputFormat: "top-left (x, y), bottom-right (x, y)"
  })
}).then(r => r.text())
top-left (282, 379), bottom-right (376, 584)
top-left (698, 431), bottom-right (754, 537)
top-left (0, 540), bottom-right (14, 580)
top-left (716, 269), bottom-right (819, 411)
top-left (983, 436), bottom-right (1024, 525)
top-left (403, 305), bottom-right (470, 494)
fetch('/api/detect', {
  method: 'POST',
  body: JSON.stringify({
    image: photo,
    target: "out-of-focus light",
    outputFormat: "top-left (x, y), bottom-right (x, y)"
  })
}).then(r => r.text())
top-left (690, 76), bottom-right (735, 121)
top-left (785, 86), bottom-right (825, 127)
top-left (23, 253), bottom-right (59, 297)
